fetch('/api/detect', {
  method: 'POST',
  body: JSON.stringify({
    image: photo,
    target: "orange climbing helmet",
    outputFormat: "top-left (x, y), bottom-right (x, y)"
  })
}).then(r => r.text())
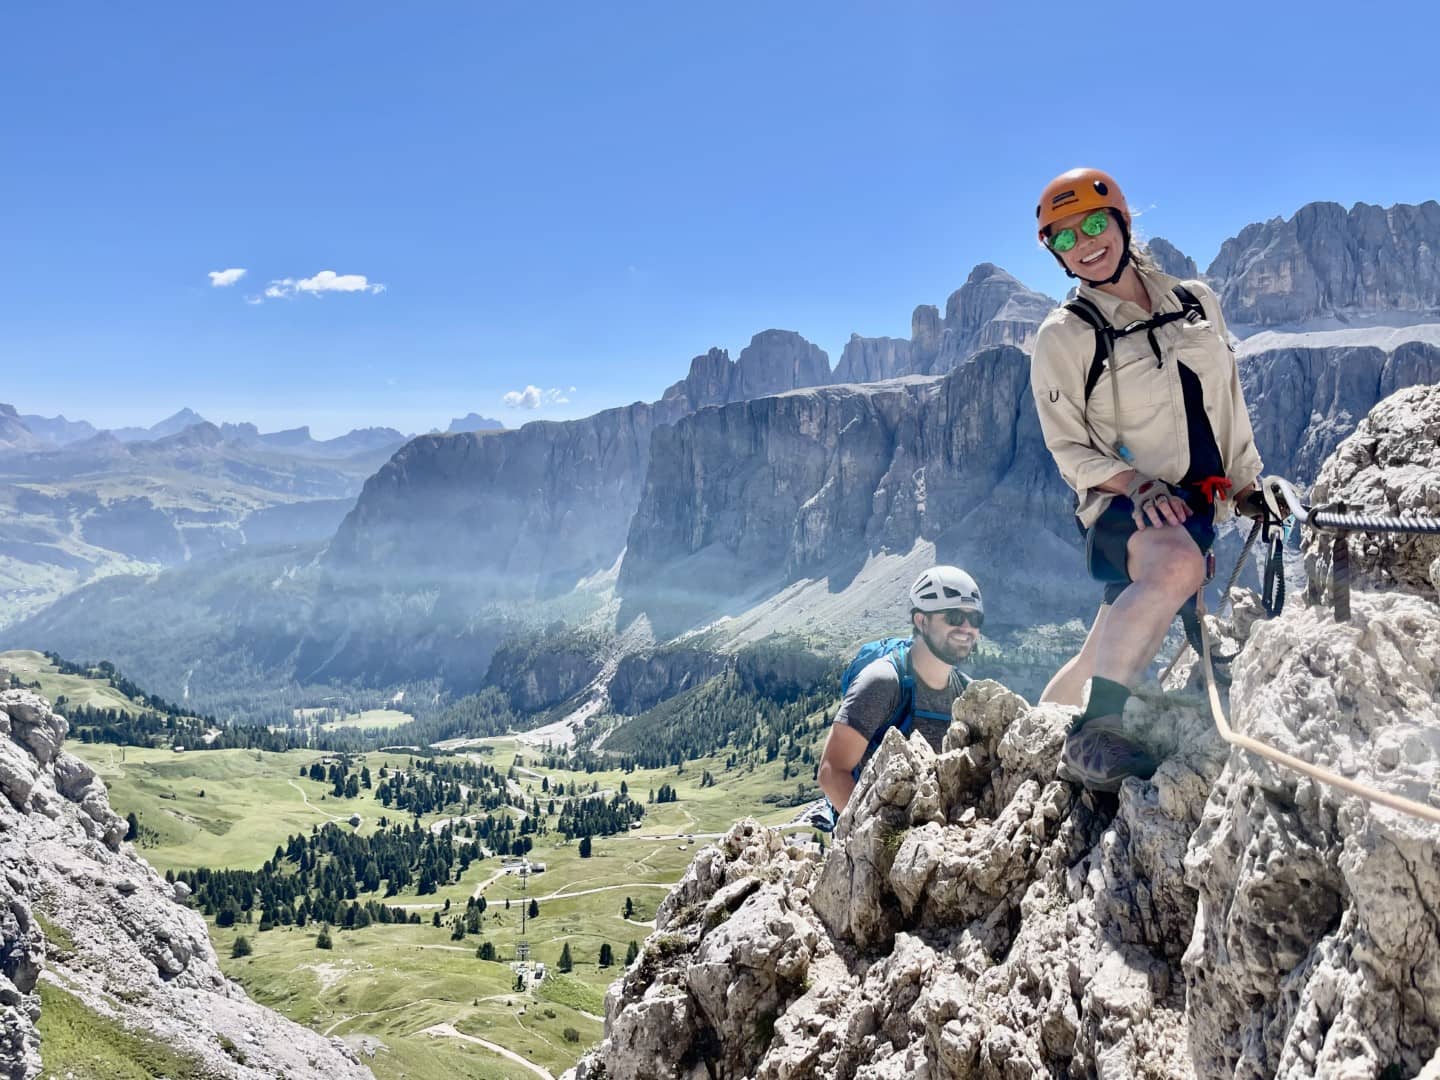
top-left (1035, 168), bottom-right (1130, 240)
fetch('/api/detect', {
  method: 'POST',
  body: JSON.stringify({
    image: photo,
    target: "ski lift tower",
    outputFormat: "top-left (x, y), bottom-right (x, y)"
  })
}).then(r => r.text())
top-left (514, 861), bottom-right (531, 974)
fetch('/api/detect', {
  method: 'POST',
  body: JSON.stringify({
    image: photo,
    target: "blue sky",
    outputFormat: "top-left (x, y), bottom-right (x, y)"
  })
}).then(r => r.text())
top-left (4, 2), bottom-right (1439, 437)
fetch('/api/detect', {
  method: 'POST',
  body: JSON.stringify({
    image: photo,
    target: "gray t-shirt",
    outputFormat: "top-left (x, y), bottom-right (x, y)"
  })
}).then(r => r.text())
top-left (837, 654), bottom-right (970, 755)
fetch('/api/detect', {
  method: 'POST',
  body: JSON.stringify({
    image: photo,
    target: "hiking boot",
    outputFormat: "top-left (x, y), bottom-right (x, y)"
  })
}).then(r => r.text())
top-left (1057, 713), bottom-right (1158, 792)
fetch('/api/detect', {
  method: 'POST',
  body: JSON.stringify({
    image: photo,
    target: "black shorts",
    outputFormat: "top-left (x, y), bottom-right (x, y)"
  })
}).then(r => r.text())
top-left (1087, 491), bottom-right (1216, 605)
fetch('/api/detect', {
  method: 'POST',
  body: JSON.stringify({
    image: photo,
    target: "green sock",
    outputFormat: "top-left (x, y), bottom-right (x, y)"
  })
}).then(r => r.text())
top-left (1080, 676), bottom-right (1131, 723)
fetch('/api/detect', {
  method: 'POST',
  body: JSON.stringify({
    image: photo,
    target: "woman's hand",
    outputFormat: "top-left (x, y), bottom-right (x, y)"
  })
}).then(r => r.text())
top-left (1123, 474), bottom-right (1191, 530)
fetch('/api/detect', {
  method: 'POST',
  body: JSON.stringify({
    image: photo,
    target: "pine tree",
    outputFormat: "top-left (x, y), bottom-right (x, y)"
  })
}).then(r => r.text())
top-left (623, 896), bottom-right (634, 919)
top-left (578, 834), bottom-right (592, 859)
top-left (231, 935), bottom-right (252, 958)
top-left (558, 942), bottom-right (573, 973)
top-left (124, 811), bottom-right (139, 842)
top-left (625, 940), bottom-right (639, 965)
top-left (598, 943), bottom-right (614, 967)
top-left (528, 898), bottom-right (540, 919)
top-left (315, 926), bottom-right (333, 950)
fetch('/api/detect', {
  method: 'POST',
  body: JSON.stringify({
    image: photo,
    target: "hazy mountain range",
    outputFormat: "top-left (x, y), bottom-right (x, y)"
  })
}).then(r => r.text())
top-left (11, 406), bottom-right (506, 451)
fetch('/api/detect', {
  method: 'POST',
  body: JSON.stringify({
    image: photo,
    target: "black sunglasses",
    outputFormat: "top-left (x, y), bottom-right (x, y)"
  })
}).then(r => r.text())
top-left (936, 608), bottom-right (983, 629)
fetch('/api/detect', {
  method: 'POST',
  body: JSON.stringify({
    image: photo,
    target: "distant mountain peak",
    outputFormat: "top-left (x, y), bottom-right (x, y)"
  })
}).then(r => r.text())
top-left (447, 413), bottom-right (505, 434)
top-left (152, 408), bottom-right (209, 433)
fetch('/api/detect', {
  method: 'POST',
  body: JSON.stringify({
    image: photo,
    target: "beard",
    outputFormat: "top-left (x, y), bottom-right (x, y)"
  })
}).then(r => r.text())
top-left (917, 623), bottom-right (972, 666)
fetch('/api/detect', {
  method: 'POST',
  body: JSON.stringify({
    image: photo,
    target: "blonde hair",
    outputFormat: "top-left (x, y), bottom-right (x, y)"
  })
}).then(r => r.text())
top-left (1127, 243), bottom-right (1160, 274)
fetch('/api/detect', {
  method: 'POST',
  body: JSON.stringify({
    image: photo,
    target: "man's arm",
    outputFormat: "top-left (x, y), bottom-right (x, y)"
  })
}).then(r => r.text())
top-left (815, 661), bottom-right (901, 813)
top-left (817, 724), bottom-right (870, 811)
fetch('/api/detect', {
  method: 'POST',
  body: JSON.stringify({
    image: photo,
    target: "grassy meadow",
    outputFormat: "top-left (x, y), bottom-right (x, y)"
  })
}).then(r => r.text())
top-left (2, 649), bottom-right (142, 714)
top-left (71, 728), bottom-right (824, 1080)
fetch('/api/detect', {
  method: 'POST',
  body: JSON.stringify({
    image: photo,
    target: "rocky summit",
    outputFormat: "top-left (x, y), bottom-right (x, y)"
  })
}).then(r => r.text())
top-left (567, 385), bottom-right (1440, 1080)
top-left (0, 689), bottom-right (372, 1080)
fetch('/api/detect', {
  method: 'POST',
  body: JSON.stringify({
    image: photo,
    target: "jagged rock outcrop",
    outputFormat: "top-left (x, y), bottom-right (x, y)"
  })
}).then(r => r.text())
top-left (1146, 237), bottom-right (1199, 280)
top-left (1300, 383), bottom-right (1440, 601)
top-left (0, 690), bottom-right (371, 1080)
top-left (928, 263), bottom-right (1055, 371)
top-left (1208, 200), bottom-right (1440, 329)
top-left (566, 674), bottom-right (1232, 1080)
top-left (662, 331), bottom-right (831, 413)
top-left (570, 385), bottom-right (1440, 1080)
top-left (832, 265), bottom-right (1054, 386)
top-left (1185, 590), bottom-right (1440, 1079)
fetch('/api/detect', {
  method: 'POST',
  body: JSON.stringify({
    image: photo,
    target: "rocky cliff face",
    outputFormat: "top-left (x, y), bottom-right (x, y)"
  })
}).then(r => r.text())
top-left (832, 264), bottom-right (1054, 384)
top-left (0, 690), bottom-right (371, 1080)
top-left (567, 384), bottom-right (1440, 1080)
top-left (608, 649), bottom-right (731, 716)
top-left (1208, 200), bottom-right (1440, 330)
top-left (326, 401), bottom-right (680, 592)
top-left (661, 331), bottom-right (831, 413)
top-left (1238, 339), bottom-right (1440, 483)
top-left (329, 331), bottom-right (833, 597)
top-left (618, 349), bottom-right (1083, 635)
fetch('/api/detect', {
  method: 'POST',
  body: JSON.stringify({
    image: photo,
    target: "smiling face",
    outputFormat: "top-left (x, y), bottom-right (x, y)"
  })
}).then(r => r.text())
top-left (1048, 207), bottom-right (1126, 281)
top-left (912, 608), bottom-right (981, 665)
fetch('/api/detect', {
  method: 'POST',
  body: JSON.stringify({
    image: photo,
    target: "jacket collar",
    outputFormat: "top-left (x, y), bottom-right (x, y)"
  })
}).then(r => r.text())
top-left (1075, 265), bottom-right (1181, 326)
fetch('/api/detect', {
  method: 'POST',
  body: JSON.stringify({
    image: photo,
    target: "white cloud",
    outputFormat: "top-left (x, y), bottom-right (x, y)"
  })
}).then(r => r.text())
top-left (208, 268), bottom-right (247, 287)
top-left (503, 385), bottom-right (572, 409)
top-left (244, 295), bottom-right (264, 306)
top-left (263, 270), bottom-right (386, 300)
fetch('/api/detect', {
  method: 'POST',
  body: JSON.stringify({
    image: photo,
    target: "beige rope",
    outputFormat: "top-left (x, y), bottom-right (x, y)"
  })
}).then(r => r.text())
top-left (1196, 589), bottom-right (1440, 825)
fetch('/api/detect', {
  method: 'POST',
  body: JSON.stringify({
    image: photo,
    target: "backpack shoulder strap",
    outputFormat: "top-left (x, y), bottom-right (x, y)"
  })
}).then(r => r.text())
top-left (1171, 283), bottom-right (1207, 323)
top-left (850, 647), bottom-right (916, 782)
top-left (1063, 296), bottom-right (1113, 404)
top-left (889, 644), bottom-right (916, 735)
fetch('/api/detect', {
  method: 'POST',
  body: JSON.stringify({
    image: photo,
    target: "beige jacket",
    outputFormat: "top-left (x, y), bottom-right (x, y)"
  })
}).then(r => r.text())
top-left (1030, 266), bottom-right (1263, 528)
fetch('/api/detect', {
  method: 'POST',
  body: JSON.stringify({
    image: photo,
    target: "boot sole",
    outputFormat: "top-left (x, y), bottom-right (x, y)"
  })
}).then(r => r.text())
top-left (1055, 759), bottom-right (1138, 793)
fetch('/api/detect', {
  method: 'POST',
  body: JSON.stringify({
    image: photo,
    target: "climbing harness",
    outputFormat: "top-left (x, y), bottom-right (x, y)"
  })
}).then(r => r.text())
top-left (1190, 475), bottom-right (1440, 825)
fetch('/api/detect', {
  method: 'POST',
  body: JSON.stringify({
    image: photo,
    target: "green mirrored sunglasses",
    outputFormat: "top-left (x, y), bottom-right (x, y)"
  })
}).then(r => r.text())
top-left (1046, 209), bottom-right (1111, 253)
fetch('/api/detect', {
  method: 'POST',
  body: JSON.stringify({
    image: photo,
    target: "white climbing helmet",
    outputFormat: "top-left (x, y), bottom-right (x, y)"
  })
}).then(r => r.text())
top-left (909, 565), bottom-right (983, 614)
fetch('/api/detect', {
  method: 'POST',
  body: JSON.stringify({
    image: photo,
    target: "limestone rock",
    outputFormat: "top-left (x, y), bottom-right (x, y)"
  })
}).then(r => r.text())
top-left (566, 673), bottom-right (1229, 1080)
top-left (1302, 384), bottom-right (1440, 602)
top-left (0, 690), bottom-right (373, 1080)
top-left (1185, 591), bottom-right (1440, 1079)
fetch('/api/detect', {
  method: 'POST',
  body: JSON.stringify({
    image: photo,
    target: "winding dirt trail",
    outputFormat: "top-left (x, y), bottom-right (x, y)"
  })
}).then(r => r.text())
top-left (420, 1023), bottom-right (556, 1080)
top-left (287, 779), bottom-right (349, 823)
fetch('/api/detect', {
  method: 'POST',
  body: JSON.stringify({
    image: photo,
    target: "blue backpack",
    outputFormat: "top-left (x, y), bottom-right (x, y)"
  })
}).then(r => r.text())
top-left (840, 637), bottom-right (962, 781)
